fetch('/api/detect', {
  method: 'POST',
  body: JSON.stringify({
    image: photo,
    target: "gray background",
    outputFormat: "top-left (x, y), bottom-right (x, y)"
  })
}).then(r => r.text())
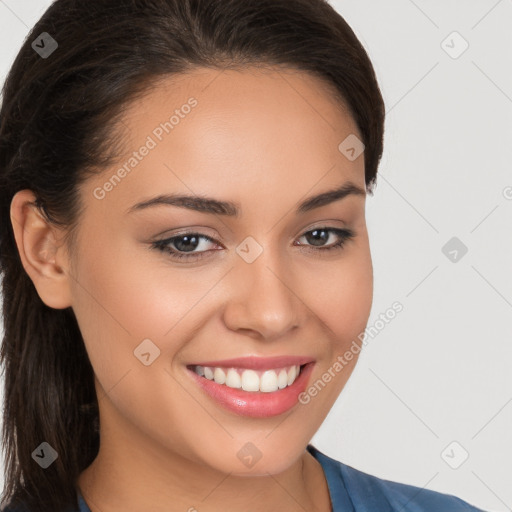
top-left (0, 1), bottom-right (511, 511)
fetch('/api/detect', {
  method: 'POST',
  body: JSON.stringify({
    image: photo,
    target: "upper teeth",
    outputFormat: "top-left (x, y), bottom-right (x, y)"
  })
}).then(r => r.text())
top-left (194, 365), bottom-right (301, 393)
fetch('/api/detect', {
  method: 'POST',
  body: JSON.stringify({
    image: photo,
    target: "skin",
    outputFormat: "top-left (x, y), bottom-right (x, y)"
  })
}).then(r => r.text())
top-left (10, 66), bottom-right (373, 511)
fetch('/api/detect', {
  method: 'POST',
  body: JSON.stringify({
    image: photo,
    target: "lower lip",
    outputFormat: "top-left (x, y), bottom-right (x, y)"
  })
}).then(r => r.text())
top-left (186, 363), bottom-right (315, 418)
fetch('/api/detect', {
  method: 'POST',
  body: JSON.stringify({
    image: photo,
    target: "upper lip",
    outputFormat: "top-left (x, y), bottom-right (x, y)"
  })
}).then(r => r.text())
top-left (187, 355), bottom-right (315, 370)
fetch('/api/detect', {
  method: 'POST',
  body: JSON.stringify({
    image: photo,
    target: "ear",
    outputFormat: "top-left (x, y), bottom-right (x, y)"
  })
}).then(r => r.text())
top-left (10, 189), bottom-right (73, 309)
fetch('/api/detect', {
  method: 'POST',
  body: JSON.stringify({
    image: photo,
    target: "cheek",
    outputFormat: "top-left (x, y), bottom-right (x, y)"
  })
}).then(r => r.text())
top-left (71, 229), bottom-right (206, 341)
top-left (68, 235), bottom-right (178, 380)
top-left (315, 238), bottom-right (373, 343)
top-left (69, 230), bottom-right (238, 402)
top-left (294, 249), bottom-right (372, 429)
top-left (68, 241), bottom-right (203, 436)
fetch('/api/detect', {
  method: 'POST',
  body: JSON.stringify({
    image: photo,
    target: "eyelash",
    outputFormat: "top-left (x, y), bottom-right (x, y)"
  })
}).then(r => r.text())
top-left (150, 227), bottom-right (355, 262)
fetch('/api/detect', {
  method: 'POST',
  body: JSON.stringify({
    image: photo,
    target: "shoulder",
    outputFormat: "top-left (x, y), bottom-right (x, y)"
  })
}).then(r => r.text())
top-left (307, 445), bottom-right (486, 512)
top-left (339, 460), bottom-right (484, 511)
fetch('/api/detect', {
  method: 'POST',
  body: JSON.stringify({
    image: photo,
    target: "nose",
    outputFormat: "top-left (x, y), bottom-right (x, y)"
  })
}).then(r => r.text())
top-left (222, 247), bottom-right (301, 340)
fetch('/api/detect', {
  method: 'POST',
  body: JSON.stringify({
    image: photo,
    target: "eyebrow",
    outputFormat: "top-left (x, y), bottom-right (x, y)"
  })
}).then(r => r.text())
top-left (126, 181), bottom-right (366, 217)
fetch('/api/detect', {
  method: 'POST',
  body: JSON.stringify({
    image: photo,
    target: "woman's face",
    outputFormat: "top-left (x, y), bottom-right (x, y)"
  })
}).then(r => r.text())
top-left (67, 66), bottom-right (373, 476)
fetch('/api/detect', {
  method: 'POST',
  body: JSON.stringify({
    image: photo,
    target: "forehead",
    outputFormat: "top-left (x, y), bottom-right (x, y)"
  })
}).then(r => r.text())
top-left (118, 65), bottom-right (360, 155)
top-left (84, 66), bottom-right (365, 217)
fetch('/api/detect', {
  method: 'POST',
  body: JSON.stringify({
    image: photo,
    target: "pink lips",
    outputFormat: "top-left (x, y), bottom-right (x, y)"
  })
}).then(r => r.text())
top-left (185, 357), bottom-right (316, 418)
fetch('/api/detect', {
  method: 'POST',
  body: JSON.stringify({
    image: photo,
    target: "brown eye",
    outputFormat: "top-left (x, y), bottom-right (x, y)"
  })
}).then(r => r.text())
top-left (151, 233), bottom-right (219, 261)
top-left (295, 227), bottom-right (355, 252)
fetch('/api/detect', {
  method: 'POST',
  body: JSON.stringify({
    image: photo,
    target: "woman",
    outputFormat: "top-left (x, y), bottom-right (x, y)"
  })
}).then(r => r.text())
top-left (0, 0), bottom-right (485, 511)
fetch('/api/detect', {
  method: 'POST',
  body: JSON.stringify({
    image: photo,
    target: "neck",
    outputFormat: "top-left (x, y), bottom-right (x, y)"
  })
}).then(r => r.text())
top-left (77, 405), bottom-right (332, 512)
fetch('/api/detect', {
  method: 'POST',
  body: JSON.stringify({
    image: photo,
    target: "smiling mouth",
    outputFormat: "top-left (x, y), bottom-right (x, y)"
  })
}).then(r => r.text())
top-left (186, 363), bottom-right (308, 393)
top-left (185, 360), bottom-right (316, 418)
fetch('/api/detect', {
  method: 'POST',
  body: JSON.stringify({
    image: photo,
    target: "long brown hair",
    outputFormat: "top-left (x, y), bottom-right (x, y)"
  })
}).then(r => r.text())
top-left (0, 0), bottom-right (385, 510)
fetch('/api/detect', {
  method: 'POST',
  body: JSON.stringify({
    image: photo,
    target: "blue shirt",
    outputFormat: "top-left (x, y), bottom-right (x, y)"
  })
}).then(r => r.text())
top-left (305, 444), bottom-right (485, 511)
top-left (5, 444), bottom-right (486, 511)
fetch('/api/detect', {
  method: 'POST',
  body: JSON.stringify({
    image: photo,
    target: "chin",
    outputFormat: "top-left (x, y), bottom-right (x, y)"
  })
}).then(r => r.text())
top-left (196, 439), bottom-right (306, 477)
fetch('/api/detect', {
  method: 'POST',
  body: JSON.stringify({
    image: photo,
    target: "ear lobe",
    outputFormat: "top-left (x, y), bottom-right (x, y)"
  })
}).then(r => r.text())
top-left (10, 189), bottom-right (73, 309)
